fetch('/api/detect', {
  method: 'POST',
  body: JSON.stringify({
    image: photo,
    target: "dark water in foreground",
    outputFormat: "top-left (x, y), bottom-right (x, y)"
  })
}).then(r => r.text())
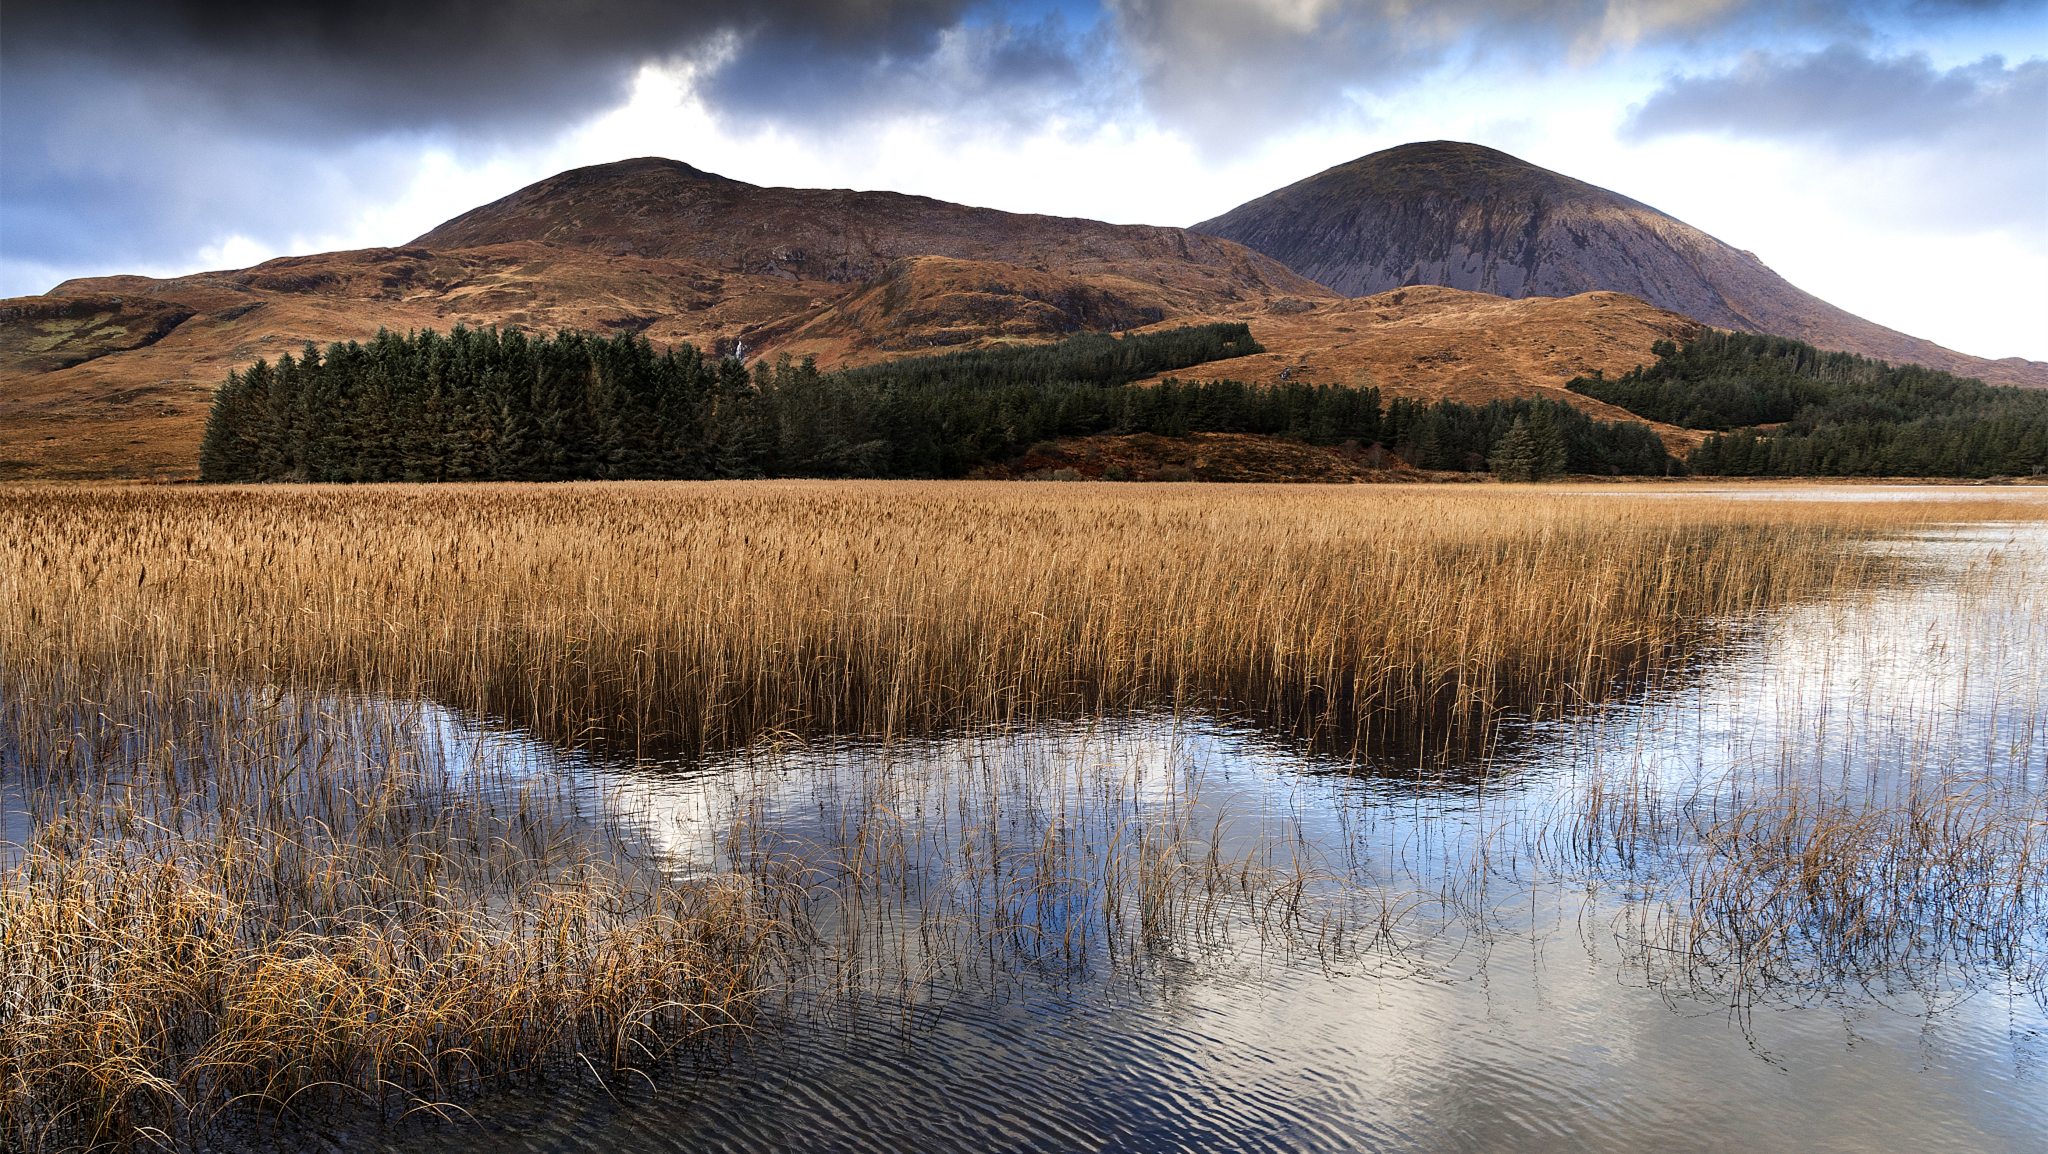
top-left (327, 509), bottom-right (2045, 1154)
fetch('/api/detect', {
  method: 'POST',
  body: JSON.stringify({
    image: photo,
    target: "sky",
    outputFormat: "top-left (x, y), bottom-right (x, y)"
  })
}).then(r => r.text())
top-left (4, 1), bottom-right (2044, 360)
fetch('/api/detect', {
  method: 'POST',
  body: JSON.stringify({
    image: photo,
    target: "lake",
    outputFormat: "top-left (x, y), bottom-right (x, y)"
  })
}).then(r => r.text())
top-left (323, 492), bottom-right (2047, 1154)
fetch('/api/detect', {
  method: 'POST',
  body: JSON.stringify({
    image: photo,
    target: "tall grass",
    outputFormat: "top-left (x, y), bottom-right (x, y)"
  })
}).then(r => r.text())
top-left (5, 480), bottom-right (2037, 1149)
top-left (0, 684), bottom-right (782, 1152)
top-left (0, 482), bottom-right (1948, 757)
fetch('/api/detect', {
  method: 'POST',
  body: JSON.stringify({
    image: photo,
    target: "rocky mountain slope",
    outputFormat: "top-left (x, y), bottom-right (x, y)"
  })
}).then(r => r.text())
top-left (1194, 141), bottom-right (2047, 390)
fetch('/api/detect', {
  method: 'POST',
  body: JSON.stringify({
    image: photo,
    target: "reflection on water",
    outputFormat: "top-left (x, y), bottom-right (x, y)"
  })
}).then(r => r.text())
top-left (369, 929), bottom-right (2041, 1154)
top-left (336, 511), bottom-right (2048, 1154)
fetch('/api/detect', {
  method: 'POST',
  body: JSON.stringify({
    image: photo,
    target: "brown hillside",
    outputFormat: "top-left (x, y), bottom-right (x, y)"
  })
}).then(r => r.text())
top-left (6, 158), bottom-right (1699, 480)
top-left (1156, 287), bottom-right (1708, 455)
top-left (413, 157), bottom-right (1330, 302)
top-left (1195, 141), bottom-right (2048, 390)
top-left (0, 242), bottom-right (866, 481)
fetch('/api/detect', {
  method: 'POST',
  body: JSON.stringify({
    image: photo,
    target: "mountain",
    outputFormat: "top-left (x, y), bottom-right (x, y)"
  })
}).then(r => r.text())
top-left (0, 156), bottom-right (1740, 480)
top-left (413, 157), bottom-right (1323, 300)
top-left (1194, 141), bottom-right (2047, 390)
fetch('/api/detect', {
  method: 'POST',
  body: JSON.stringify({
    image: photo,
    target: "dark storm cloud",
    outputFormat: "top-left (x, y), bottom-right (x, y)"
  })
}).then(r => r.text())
top-left (1619, 46), bottom-right (2046, 230)
top-left (4, 0), bottom-right (2039, 291)
top-left (694, 10), bottom-right (1124, 138)
top-left (0, 1), bottom-right (1079, 290)
top-left (0, 2), bottom-right (989, 136)
top-left (0, 3), bottom-right (1130, 295)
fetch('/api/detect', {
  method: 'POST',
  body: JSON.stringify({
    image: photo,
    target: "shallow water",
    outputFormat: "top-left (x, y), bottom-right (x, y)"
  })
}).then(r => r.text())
top-left (322, 505), bottom-right (2048, 1154)
top-left (1571, 482), bottom-right (2048, 503)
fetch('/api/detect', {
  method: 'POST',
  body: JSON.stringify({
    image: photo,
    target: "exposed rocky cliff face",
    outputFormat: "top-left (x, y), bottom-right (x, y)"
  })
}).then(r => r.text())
top-left (1194, 142), bottom-right (2047, 389)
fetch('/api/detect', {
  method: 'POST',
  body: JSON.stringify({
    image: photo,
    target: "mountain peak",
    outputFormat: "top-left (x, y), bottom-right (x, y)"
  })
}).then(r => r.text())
top-left (1192, 141), bottom-right (1694, 301)
top-left (410, 156), bottom-right (1330, 297)
top-left (545, 156), bottom-right (750, 185)
top-left (1194, 141), bottom-right (2044, 388)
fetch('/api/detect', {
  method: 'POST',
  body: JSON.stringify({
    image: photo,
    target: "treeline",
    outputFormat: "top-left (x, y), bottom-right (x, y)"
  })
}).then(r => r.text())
top-left (761, 360), bottom-right (1388, 477)
top-left (199, 323), bottom-right (1677, 483)
top-left (1381, 395), bottom-right (1675, 478)
top-left (202, 327), bottom-right (755, 484)
top-left (199, 323), bottom-right (1267, 482)
top-left (1570, 331), bottom-right (2048, 478)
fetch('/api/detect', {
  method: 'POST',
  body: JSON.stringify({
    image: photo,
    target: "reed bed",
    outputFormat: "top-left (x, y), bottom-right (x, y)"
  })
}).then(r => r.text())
top-left (0, 482), bottom-right (1970, 757)
top-left (1548, 517), bottom-right (2048, 1010)
top-left (5, 480), bottom-right (2041, 1150)
top-left (0, 685), bottom-right (784, 1152)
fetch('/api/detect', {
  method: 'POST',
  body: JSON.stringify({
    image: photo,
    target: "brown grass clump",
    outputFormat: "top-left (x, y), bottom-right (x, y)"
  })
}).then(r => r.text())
top-left (0, 685), bottom-right (782, 1151)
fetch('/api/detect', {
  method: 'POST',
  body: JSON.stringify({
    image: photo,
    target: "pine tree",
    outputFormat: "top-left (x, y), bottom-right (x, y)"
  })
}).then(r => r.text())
top-left (198, 362), bottom-right (269, 482)
top-left (1414, 421), bottom-right (1448, 470)
top-left (708, 356), bottom-right (767, 478)
top-left (1526, 403), bottom-right (1569, 480)
top-left (1489, 419), bottom-right (1537, 482)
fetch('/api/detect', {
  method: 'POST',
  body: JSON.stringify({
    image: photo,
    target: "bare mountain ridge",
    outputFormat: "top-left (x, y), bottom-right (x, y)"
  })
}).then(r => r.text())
top-left (1194, 141), bottom-right (2047, 390)
top-left (1, 162), bottom-right (1348, 480)
top-left (1, 149), bottom-right (2017, 480)
top-left (414, 157), bottom-right (1327, 301)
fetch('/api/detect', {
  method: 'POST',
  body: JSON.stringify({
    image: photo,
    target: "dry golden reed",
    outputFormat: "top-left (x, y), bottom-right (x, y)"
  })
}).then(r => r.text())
top-left (0, 683), bottom-right (783, 1152)
top-left (4, 479), bottom-right (2040, 1149)
top-left (3, 480), bottom-right (1986, 757)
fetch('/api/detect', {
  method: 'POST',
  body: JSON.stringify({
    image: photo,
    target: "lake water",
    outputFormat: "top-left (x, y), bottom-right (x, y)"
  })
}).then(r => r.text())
top-left (325, 499), bottom-right (2046, 1154)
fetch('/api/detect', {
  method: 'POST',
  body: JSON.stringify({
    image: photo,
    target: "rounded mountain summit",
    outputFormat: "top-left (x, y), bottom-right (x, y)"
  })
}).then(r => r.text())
top-left (1194, 141), bottom-right (2045, 388)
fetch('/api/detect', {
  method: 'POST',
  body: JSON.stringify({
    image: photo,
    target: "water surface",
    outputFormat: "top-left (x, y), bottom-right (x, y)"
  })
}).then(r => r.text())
top-left (334, 499), bottom-right (2048, 1154)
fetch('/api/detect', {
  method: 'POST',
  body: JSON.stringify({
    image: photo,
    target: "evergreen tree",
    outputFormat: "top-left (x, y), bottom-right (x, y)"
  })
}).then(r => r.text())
top-left (1526, 403), bottom-right (1569, 480)
top-left (1572, 330), bottom-right (2048, 478)
top-left (1413, 421), bottom-right (1449, 470)
top-left (196, 322), bottom-right (1684, 483)
top-left (197, 361), bottom-right (270, 483)
top-left (1490, 419), bottom-right (1537, 482)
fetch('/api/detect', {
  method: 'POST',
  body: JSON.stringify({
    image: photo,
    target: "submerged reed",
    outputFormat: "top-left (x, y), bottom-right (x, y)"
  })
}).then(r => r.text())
top-left (1553, 519), bottom-right (2048, 1010)
top-left (5, 480), bottom-right (2040, 1149)
top-left (0, 683), bottom-right (784, 1151)
top-left (1665, 778), bottom-right (2047, 1003)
